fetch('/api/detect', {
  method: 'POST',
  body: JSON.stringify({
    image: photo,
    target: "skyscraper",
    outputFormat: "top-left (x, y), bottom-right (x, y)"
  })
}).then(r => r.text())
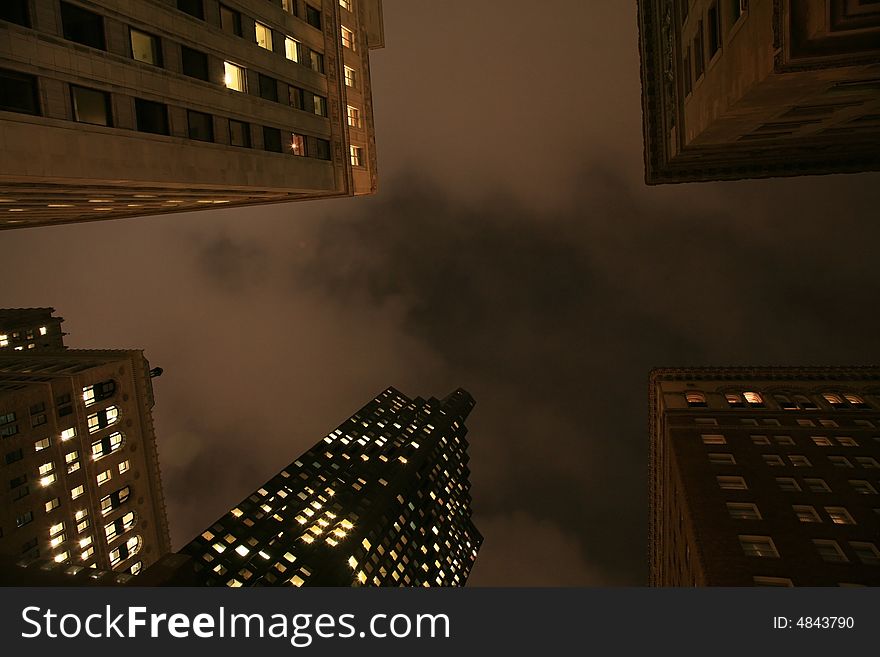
top-left (637, 1), bottom-right (880, 183)
top-left (180, 387), bottom-right (482, 586)
top-left (0, 349), bottom-right (171, 577)
top-left (0, 0), bottom-right (384, 229)
top-left (650, 367), bottom-right (880, 586)
top-left (0, 308), bottom-right (66, 351)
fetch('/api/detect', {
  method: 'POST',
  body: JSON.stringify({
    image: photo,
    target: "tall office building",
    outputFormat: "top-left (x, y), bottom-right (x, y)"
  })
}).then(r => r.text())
top-left (0, 0), bottom-right (384, 229)
top-left (0, 349), bottom-right (171, 577)
top-left (180, 387), bottom-right (482, 586)
top-left (0, 308), bottom-right (66, 351)
top-left (650, 367), bottom-right (880, 586)
top-left (637, 1), bottom-right (880, 183)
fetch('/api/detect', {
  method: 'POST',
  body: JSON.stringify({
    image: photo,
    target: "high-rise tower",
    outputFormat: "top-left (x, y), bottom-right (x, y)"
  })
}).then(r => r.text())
top-left (1, 0), bottom-right (384, 229)
top-left (181, 387), bottom-right (482, 586)
top-left (651, 367), bottom-right (880, 586)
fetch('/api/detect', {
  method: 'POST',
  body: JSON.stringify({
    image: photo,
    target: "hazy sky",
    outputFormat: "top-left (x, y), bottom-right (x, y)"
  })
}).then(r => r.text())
top-left (4, 1), bottom-right (880, 585)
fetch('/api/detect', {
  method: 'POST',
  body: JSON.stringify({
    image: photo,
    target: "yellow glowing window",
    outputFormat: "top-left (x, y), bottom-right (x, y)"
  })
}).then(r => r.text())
top-left (224, 62), bottom-right (246, 92)
top-left (290, 575), bottom-right (305, 587)
top-left (235, 545), bottom-right (249, 557)
top-left (341, 26), bottom-right (355, 49)
top-left (285, 36), bottom-right (299, 62)
top-left (61, 428), bottom-right (76, 441)
top-left (255, 22), bottom-right (273, 50)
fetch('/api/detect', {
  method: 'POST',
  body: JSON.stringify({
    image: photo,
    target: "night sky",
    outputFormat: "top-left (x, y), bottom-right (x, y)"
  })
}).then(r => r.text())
top-left (4, 1), bottom-right (880, 585)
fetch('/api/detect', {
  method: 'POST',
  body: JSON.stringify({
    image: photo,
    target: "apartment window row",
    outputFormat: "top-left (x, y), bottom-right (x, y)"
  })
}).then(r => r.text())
top-left (717, 474), bottom-right (880, 495)
top-left (179, 0), bottom-right (322, 30)
top-left (739, 535), bottom-right (879, 565)
top-left (9, 3), bottom-right (327, 85)
top-left (728, 501), bottom-right (861, 525)
top-left (686, 390), bottom-right (872, 411)
top-left (223, 63), bottom-right (328, 115)
top-left (261, 127), bottom-right (332, 160)
top-left (682, 1), bottom-right (747, 95)
top-left (703, 433), bottom-right (870, 450)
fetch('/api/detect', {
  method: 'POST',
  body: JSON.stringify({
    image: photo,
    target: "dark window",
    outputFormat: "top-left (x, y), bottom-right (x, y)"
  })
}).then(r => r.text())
top-left (258, 74), bottom-right (278, 102)
top-left (693, 21), bottom-right (704, 78)
top-left (0, 68), bottom-right (40, 115)
top-left (71, 86), bottom-right (112, 126)
top-left (181, 47), bottom-right (209, 81)
top-left (312, 94), bottom-right (327, 117)
top-left (313, 137), bottom-right (331, 161)
top-left (135, 98), bottom-right (169, 135)
top-left (220, 5), bottom-right (242, 37)
top-left (229, 119), bottom-right (251, 148)
top-left (21, 538), bottom-right (38, 554)
top-left (306, 5), bottom-right (321, 28)
top-left (31, 414), bottom-right (46, 428)
top-left (0, 412), bottom-right (16, 425)
top-left (683, 48), bottom-right (692, 96)
top-left (309, 50), bottom-right (324, 74)
top-left (16, 511), bottom-right (34, 528)
top-left (10, 474), bottom-right (27, 489)
top-left (0, 424), bottom-right (19, 438)
top-left (187, 110), bottom-right (214, 142)
top-left (91, 380), bottom-right (116, 403)
top-left (708, 4), bottom-right (721, 56)
top-left (0, 0), bottom-right (30, 27)
top-left (29, 402), bottom-right (45, 415)
top-left (130, 29), bottom-right (162, 67)
top-left (177, 0), bottom-right (204, 20)
top-left (289, 85), bottom-right (304, 110)
top-left (263, 126), bottom-right (282, 153)
top-left (60, 2), bottom-right (105, 50)
top-left (56, 394), bottom-right (71, 406)
top-left (5, 449), bottom-right (23, 465)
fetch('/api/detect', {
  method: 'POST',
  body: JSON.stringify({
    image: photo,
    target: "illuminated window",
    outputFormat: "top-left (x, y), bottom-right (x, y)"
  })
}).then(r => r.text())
top-left (105, 511), bottom-right (137, 541)
top-left (45, 497), bottom-right (60, 513)
top-left (813, 539), bottom-right (847, 563)
top-left (344, 65), bottom-right (358, 88)
top-left (743, 391), bottom-right (764, 407)
top-left (92, 431), bottom-right (124, 459)
top-left (100, 486), bottom-right (131, 515)
top-left (792, 505), bottom-right (820, 523)
top-left (825, 507), bottom-right (855, 525)
top-left (285, 36), bottom-right (300, 62)
top-left (727, 503), bottom-right (760, 520)
top-left (717, 475), bottom-right (747, 490)
top-left (341, 26), bottom-right (355, 49)
top-left (822, 393), bottom-right (845, 408)
top-left (844, 394), bottom-right (868, 408)
top-left (110, 535), bottom-right (142, 566)
top-left (849, 542), bottom-right (880, 565)
top-left (708, 453), bottom-right (735, 465)
top-left (82, 380), bottom-right (115, 406)
top-left (347, 105), bottom-right (362, 128)
top-left (118, 460), bottom-right (130, 474)
top-left (350, 145), bottom-right (363, 166)
top-left (685, 391), bottom-right (706, 407)
top-left (290, 133), bottom-right (305, 156)
top-left (66, 450), bottom-right (80, 473)
top-left (224, 62), bottom-right (246, 92)
top-left (71, 484), bottom-right (85, 499)
top-left (339, 0), bottom-right (352, 10)
top-left (255, 22), bottom-right (273, 50)
top-left (96, 468), bottom-right (112, 486)
top-left (34, 437), bottom-right (50, 451)
top-left (700, 434), bottom-right (725, 445)
top-left (61, 427), bottom-right (76, 441)
top-left (87, 406), bottom-right (119, 433)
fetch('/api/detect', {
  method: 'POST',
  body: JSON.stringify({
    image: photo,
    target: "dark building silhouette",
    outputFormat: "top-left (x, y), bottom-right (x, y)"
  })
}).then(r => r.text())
top-left (0, 312), bottom-right (171, 577)
top-left (181, 387), bottom-right (482, 586)
top-left (0, 0), bottom-right (384, 229)
top-left (0, 308), bottom-right (65, 351)
top-left (651, 367), bottom-right (880, 586)
top-left (637, 0), bottom-right (880, 183)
